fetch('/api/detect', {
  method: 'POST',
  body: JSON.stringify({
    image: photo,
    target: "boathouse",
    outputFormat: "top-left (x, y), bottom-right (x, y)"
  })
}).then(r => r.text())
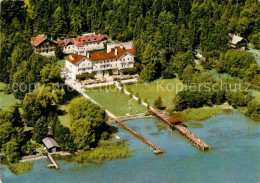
top-left (229, 33), bottom-right (247, 50)
top-left (42, 137), bottom-right (60, 153)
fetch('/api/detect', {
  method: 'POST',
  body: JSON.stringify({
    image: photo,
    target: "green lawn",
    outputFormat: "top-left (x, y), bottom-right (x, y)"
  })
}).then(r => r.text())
top-left (126, 78), bottom-right (183, 110)
top-left (57, 59), bottom-right (66, 67)
top-left (58, 104), bottom-right (70, 127)
top-left (85, 85), bottom-right (147, 116)
top-left (0, 83), bottom-right (20, 110)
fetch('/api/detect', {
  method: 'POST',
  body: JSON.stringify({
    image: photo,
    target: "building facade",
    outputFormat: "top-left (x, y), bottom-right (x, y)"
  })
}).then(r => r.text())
top-left (229, 33), bottom-right (247, 50)
top-left (31, 34), bottom-right (58, 56)
top-left (65, 46), bottom-right (135, 79)
top-left (56, 33), bottom-right (108, 54)
top-left (31, 33), bottom-right (108, 56)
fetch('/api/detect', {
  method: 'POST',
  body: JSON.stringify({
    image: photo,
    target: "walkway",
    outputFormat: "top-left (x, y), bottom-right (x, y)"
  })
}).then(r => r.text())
top-left (150, 109), bottom-right (210, 151)
top-left (115, 82), bottom-right (210, 151)
top-left (65, 79), bottom-right (163, 154)
top-left (47, 153), bottom-right (59, 169)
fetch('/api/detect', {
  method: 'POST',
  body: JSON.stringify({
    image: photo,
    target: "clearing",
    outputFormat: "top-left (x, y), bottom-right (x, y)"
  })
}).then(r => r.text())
top-left (85, 85), bottom-right (147, 116)
top-left (126, 78), bottom-right (183, 110)
top-left (0, 83), bottom-right (20, 110)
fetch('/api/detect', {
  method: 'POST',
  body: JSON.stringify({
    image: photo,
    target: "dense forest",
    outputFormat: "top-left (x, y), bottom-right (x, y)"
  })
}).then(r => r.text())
top-left (0, 0), bottom-right (259, 163)
top-left (1, 0), bottom-right (259, 83)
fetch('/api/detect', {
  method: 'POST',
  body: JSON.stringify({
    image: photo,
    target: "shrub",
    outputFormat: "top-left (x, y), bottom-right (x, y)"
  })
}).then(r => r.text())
top-left (153, 96), bottom-right (164, 109)
top-left (136, 92), bottom-right (139, 97)
top-left (129, 93), bottom-right (133, 99)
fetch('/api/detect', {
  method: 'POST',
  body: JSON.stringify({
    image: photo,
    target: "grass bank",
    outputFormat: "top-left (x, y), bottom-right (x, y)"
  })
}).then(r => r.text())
top-left (1, 158), bottom-right (34, 175)
top-left (53, 140), bottom-right (132, 163)
top-left (170, 107), bottom-right (223, 122)
top-left (126, 78), bottom-right (183, 110)
top-left (85, 85), bottom-right (147, 116)
top-left (0, 82), bottom-right (20, 110)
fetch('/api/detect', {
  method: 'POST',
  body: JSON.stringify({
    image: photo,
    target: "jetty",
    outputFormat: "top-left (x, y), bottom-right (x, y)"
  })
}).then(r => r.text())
top-left (65, 79), bottom-right (163, 154)
top-left (115, 119), bottom-right (163, 154)
top-left (114, 82), bottom-right (211, 151)
top-left (47, 153), bottom-right (59, 169)
top-left (150, 109), bottom-right (210, 151)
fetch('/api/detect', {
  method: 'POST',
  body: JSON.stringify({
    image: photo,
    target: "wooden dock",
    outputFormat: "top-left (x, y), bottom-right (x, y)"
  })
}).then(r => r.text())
top-left (115, 119), bottom-right (163, 154)
top-left (150, 109), bottom-right (210, 151)
top-left (47, 153), bottom-right (59, 169)
top-left (65, 80), bottom-right (163, 154)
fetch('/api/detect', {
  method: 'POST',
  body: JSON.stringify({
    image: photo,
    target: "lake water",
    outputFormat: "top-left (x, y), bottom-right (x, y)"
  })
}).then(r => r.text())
top-left (1, 111), bottom-right (259, 183)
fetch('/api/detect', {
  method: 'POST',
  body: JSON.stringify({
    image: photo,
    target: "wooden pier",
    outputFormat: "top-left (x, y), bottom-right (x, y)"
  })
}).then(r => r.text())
top-left (65, 80), bottom-right (163, 154)
top-left (115, 119), bottom-right (163, 154)
top-left (47, 153), bottom-right (59, 169)
top-left (150, 109), bottom-right (210, 151)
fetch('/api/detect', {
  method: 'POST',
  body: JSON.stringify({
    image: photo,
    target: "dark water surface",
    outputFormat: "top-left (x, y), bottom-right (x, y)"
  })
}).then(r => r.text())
top-left (1, 111), bottom-right (259, 183)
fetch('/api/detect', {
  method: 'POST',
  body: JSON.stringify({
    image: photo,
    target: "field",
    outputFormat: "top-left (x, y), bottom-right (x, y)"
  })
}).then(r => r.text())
top-left (126, 78), bottom-right (183, 110)
top-left (0, 83), bottom-right (20, 110)
top-left (85, 85), bottom-right (147, 116)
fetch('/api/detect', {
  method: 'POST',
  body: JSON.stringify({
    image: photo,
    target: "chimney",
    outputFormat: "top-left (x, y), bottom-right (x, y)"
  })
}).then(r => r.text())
top-left (87, 52), bottom-right (90, 58)
top-left (115, 48), bottom-right (118, 55)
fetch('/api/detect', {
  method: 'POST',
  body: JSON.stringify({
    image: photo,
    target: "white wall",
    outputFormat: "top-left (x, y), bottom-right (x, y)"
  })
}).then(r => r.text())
top-left (65, 53), bottom-right (135, 79)
top-left (63, 41), bottom-right (106, 54)
top-left (107, 41), bottom-right (133, 52)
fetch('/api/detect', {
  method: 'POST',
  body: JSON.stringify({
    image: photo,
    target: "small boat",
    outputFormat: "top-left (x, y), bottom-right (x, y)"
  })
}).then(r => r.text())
top-left (115, 135), bottom-right (120, 140)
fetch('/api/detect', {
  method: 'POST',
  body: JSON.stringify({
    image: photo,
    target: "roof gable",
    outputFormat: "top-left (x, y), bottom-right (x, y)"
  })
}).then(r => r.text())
top-left (65, 53), bottom-right (85, 65)
top-left (89, 47), bottom-right (135, 62)
top-left (42, 137), bottom-right (60, 149)
top-left (31, 35), bottom-right (57, 47)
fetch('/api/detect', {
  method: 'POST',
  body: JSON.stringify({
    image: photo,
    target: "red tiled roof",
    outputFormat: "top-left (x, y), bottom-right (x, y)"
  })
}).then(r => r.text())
top-left (65, 53), bottom-right (85, 65)
top-left (65, 47), bottom-right (135, 65)
top-left (31, 35), bottom-right (47, 47)
top-left (57, 34), bottom-right (108, 47)
top-left (167, 117), bottom-right (184, 123)
top-left (89, 47), bottom-right (135, 62)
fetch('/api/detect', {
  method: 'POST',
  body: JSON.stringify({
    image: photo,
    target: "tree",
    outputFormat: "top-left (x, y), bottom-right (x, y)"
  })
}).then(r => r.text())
top-left (246, 98), bottom-right (260, 120)
top-left (49, 114), bottom-right (76, 152)
top-left (33, 117), bottom-right (48, 143)
top-left (3, 139), bottom-right (20, 163)
top-left (153, 96), bottom-right (164, 109)
top-left (55, 45), bottom-right (64, 60)
top-left (69, 98), bottom-right (108, 150)
top-left (51, 6), bottom-right (68, 35)
top-left (23, 85), bottom-right (65, 127)
top-left (182, 64), bottom-right (195, 84)
top-left (170, 52), bottom-right (195, 79)
top-left (40, 63), bottom-right (61, 83)
top-left (0, 122), bottom-right (14, 148)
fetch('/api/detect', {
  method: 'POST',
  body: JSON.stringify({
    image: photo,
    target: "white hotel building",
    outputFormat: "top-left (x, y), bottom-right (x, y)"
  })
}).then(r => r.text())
top-left (65, 46), bottom-right (135, 79)
top-left (57, 33), bottom-right (108, 54)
